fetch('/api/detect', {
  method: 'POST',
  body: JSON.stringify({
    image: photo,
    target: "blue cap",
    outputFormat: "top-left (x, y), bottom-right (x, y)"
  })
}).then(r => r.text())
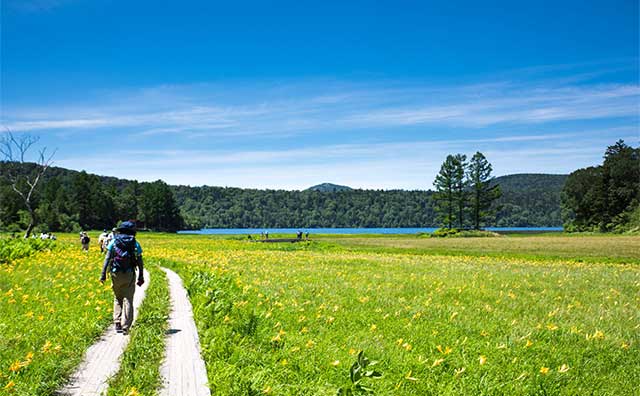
top-left (117, 221), bottom-right (137, 233)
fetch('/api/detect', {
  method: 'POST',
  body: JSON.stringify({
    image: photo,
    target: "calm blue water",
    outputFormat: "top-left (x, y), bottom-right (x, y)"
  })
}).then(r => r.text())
top-left (178, 227), bottom-right (563, 235)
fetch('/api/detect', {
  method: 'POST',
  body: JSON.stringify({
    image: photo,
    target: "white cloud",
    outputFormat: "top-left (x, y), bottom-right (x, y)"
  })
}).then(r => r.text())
top-left (2, 78), bottom-right (638, 137)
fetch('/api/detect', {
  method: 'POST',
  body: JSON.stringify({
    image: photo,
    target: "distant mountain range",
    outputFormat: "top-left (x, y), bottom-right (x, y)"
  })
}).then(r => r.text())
top-left (306, 183), bottom-right (353, 192)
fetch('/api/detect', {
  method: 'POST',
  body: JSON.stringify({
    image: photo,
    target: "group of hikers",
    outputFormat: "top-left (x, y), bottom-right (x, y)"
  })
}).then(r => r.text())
top-left (248, 230), bottom-right (310, 241)
top-left (79, 228), bottom-right (118, 252)
top-left (80, 221), bottom-right (145, 335)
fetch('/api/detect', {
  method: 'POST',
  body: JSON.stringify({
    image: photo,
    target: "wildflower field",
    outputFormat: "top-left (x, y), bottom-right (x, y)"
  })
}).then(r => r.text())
top-left (0, 233), bottom-right (638, 395)
top-left (0, 241), bottom-right (112, 395)
top-left (144, 234), bottom-right (639, 395)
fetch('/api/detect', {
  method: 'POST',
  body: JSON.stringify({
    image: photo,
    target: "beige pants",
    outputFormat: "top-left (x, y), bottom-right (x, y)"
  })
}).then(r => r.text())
top-left (111, 271), bottom-right (136, 330)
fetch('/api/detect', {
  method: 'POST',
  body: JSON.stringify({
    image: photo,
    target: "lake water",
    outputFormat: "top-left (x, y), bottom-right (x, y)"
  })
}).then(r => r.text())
top-left (178, 227), bottom-right (563, 235)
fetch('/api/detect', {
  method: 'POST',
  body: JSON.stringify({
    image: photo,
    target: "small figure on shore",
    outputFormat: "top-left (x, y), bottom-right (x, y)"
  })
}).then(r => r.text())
top-left (247, 234), bottom-right (252, 241)
top-left (80, 231), bottom-right (90, 251)
top-left (265, 231), bottom-right (269, 240)
top-left (99, 221), bottom-right (145, 335)
top-left (296, 230), bottom-right (302, 240)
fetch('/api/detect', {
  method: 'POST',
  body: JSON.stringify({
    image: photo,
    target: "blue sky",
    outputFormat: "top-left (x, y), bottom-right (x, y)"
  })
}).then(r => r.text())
top-left (1, 0), bottom-right (638, 189)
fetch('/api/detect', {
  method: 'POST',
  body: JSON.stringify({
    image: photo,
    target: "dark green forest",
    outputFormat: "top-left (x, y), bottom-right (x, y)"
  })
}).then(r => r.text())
top-left (0, 162), bottom-right (182, 233)
top-left (1, 160), bottom-right (566, 232)
top-left (561, 140), bottom-right (639, 232)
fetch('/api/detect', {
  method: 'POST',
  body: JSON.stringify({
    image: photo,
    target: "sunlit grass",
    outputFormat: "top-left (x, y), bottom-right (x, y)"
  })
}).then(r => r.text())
top-left (0, 243), bottom-right (112, 395)
top-left (145, 235), bottom-right (640, 395)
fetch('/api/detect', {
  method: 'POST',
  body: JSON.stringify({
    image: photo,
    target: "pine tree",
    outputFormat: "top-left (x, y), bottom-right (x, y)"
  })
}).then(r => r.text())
top-left (467, 152), bottom-right (501, 230)
top-left (434, 155), bottom-right (457, 229)
top-left (452, 154), bottom-right (468, 228)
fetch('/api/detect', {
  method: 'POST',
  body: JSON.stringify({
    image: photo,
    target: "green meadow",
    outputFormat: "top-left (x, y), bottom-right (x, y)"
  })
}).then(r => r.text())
top-left (1, 233), bottom-right (638, 395)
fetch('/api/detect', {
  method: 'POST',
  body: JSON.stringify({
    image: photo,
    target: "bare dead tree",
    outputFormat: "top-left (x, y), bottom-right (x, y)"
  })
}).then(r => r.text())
top-left (0, 130), bottom-right (56, 238)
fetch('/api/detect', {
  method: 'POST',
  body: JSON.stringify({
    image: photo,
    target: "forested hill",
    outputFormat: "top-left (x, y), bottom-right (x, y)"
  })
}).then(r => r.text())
top-left (491, 174), bottom-right (568, 227)
top-left (0, 161), bottom-right (567, 231)
top-left (174, 173), bottom-right (568, 228)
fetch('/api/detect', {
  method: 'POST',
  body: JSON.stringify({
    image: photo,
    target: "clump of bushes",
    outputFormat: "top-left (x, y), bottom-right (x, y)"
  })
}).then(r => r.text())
top-left (0, 238), bottom-right (55, 264)
top-left (430, 228), bottom-right (501, 238)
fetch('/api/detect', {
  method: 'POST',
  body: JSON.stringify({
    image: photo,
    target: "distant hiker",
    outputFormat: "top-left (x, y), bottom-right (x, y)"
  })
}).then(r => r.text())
top-left (98, 229), bottom-right (109, 253)
top-left (265, 231), bottom-right (269, 240)
top-left (305, 232), bottom-right (309, 240)
top-left (105, 228), bottom-right (115, 247)
top-left (296, 230), bottom-right (302, 240)
top-left (80, 232), bottom-right (91, 251)
top-left (99, 221), bottom-right (145, 335)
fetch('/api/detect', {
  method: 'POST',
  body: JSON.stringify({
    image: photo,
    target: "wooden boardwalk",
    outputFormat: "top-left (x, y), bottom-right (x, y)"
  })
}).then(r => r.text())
top-left (58, 269), bottom-right (150, 396)
top-left (159, 267), bottom-right (211, 396)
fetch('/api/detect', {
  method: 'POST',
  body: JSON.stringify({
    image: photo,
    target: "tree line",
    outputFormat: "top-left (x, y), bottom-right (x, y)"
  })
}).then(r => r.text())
top-left (0, 163), bottom-right (183, 234)
top-left (561, 140), bottom-right (639, 232)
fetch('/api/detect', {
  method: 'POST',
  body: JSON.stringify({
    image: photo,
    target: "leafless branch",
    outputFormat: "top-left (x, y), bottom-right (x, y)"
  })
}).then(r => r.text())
top-left (1, 129), bottom-right (56, 238)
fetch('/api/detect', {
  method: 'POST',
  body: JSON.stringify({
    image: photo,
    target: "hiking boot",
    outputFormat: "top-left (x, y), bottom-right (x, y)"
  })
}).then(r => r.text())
top-left (115, 323), bottom-right (123, 333)
top-left (122, 328), bottom-right (129, 335)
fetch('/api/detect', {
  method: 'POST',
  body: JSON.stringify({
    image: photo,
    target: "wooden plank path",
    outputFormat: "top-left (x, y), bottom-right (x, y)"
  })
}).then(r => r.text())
top-left (58, 269), bottom-right (150, 396)
top-left (159, 267), bottom-right (211, 396)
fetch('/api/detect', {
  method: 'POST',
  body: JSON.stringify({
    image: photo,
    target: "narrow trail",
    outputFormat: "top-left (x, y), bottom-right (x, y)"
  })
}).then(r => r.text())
top-left (159, 267), bottom-right (211, 396)
top-left (58, 269), bottom-right (150, 396)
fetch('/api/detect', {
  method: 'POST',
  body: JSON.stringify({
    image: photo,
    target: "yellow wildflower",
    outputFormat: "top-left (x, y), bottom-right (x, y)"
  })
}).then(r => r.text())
top-left (4, 381), bottom-right (15, 391)
top-left (540, 367), bottom-right (550, 375)
top-left (405, 370), bottom-right (418, 381)
top-left (127, 387), bottom-right (140, 396)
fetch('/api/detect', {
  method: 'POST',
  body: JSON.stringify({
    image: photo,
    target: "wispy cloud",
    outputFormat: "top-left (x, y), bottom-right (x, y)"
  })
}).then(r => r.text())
top-left (54, 130), bottom-right (636, 189)
top-left (3, 62), bottom-right (638, 189)
top-left (2, 74), bottom-right (639, 138)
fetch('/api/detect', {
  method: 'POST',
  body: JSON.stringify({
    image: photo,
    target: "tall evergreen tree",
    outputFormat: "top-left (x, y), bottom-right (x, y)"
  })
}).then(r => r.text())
top-left (562, 140), bottom-right (639, 231)
top-left (452, 154), bottom-right (468, 228)
top-left (434, 155), bottom-right (457, 229)
top-left (467, 152), bottom-right (501, 230)
top-left (602, 140), bottom-right (640, 228)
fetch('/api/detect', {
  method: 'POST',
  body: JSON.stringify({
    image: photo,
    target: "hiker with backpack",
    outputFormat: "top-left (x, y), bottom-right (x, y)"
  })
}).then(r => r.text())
top-left (99, 221), bottom-right (145, 335)
top-left (80, 232), bottom-right (91, 251)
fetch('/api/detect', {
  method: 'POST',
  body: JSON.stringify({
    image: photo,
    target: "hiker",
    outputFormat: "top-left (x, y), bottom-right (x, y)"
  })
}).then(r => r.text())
top-left (80, 232), bottom-right (90, 251)
top-left (98, 229), bottom-right (109, 253)
top-left (296, 230), bottom-right (302, 240)
top-left (104, 228), bottom-right (115, 247)
top-left (99, 221), bottom-right (145, 335)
